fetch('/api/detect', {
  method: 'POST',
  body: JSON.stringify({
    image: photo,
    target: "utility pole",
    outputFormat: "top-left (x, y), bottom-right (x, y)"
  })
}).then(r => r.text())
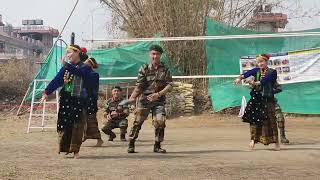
top-left (91, 11), bottom-right (94, 50)
top-left (71, 32), bottom-right (75, 45)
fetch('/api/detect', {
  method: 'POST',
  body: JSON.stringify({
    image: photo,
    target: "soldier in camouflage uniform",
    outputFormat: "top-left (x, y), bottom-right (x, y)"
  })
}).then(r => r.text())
top-left (101, 86), bottom-right (129, 142)
top-left (275, 99), bottom-right (290, 144)
top-left (273, 81), bottom-right (290, 144)
top-left (127, 45), bottom-right (173, 153)
top-left (246, 77), bottom-right (290, 144)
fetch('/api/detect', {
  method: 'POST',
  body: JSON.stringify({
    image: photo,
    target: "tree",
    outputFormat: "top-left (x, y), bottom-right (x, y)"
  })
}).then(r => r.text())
top-left (100, 0), bottom-right (301, 75)
top-left (101, 0), bottom-right (216, 75)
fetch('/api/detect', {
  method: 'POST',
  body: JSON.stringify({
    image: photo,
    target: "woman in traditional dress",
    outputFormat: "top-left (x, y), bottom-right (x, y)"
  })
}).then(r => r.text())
top-left (235, 54), bottom-right (280, 150)
top-left (42, 44), bottom-right (92, 159)
top-left (82, 57), bottom-right (104, 146)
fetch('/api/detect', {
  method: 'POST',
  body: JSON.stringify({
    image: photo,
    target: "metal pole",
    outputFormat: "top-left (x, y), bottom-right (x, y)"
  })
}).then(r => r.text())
top-left (41, 81), bottom-right (50, 131)
top-left (60, 38), bottom-right (63, 69)
top-left (41, 83), bottom-right (47, 131)
top-left (83, 32), bottom-right (320, 43)
top-left (126, 83), bottom-right (129, 99)
top-left (55, 41), bottom-right (58, 73)
top-left (27, 80), bottom-right (37, 133)
top-left (91, 12), bottom-right (94, 50)
top-left (56, 89), bottom-right (59, 113)
top-left (71, 32), bottom-right (75, 45)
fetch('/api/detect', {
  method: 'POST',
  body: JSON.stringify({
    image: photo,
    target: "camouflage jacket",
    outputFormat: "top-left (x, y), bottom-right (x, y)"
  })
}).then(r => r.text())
top-left (136, 63), bottom-right (173, 95)
top-left (104, 97), bottom-right (129, 120)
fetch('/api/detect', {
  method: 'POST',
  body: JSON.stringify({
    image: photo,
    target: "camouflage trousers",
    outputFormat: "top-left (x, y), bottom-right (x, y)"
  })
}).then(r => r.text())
top-left (101, 118), bottom-right (128, 135)
top-left (275, 102), bottom-right (285, 129)
top-left (129, 96), bottom-right (166, 142)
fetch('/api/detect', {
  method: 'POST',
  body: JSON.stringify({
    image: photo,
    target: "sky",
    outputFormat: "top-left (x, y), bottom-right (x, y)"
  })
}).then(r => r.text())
top-left (0, 0), bottom-right (111, 47)
top-left (277, 0), bottom-right (320, 31)
top-left (0, 0), bottom-right (320, 47)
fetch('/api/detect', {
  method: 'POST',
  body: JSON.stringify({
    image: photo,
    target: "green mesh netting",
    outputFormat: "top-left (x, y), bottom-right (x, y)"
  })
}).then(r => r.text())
top-left (26, 41), bottom-right (180, 101)
top-left (206, 18), bottom-right (320, 114)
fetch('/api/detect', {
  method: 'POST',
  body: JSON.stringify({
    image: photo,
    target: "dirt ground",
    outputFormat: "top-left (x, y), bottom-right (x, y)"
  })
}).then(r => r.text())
top-left (0, 112), bottom-right (320, 180)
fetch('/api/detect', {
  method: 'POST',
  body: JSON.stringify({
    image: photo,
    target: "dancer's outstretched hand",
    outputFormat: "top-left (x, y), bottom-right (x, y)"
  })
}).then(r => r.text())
top-left (40, 93), bottom-right (48, 103)
top-left (234, 78), bottom-right (241, 85)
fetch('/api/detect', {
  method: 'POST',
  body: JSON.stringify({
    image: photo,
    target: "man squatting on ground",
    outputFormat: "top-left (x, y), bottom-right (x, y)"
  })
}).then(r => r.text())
top-left (101, 86), bottom-right (129, 142)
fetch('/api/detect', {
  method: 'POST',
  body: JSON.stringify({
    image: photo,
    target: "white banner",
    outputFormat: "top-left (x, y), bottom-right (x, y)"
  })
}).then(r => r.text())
top-left (240, 48), bottom-right (320, 84)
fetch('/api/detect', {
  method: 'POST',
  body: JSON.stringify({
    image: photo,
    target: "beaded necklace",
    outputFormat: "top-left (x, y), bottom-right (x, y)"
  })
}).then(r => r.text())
top-left (63, 70), bottom-right (74, 92)
top-left (256, 67), bottom-right (268, 81)
top-left (260, 67), bottom-right (268, 80)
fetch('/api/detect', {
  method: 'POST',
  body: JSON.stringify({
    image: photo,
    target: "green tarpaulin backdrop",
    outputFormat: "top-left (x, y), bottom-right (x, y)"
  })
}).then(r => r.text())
top-left (26, 41), bottom-right (179, 101)
top-left (205, 18), bottom-right (320, 114)
top-left (26, 18), bottom-right (320, 114)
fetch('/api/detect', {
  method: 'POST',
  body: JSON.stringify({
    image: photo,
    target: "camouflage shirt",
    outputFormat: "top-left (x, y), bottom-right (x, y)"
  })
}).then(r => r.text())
top-left (104, 97), bottom-right (129, 119)
top-left (136, 63), bottom-right (173, 95)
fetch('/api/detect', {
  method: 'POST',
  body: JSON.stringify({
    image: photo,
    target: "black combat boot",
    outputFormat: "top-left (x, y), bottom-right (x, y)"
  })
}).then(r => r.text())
top-left (128, 139), bottom-right (135, 153)
top-left (120, 133), bottom-right (126, 141)
top-left (108, 132), bottom-right (116, 141)
top-left (120, 128), bottom-right (127, 141)
top-left (280, 128), bottom-right (289, 144)
top-left (153, 141), bottom-right (166, 153)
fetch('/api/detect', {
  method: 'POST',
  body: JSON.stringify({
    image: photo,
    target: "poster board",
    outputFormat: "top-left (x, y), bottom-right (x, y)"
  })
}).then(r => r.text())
top-left (240, 48), bottom-right (320, 84)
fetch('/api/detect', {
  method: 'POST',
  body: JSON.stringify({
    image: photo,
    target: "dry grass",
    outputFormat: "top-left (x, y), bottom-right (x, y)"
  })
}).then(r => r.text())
top-left (0, 58), bottom-right (38, 96)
